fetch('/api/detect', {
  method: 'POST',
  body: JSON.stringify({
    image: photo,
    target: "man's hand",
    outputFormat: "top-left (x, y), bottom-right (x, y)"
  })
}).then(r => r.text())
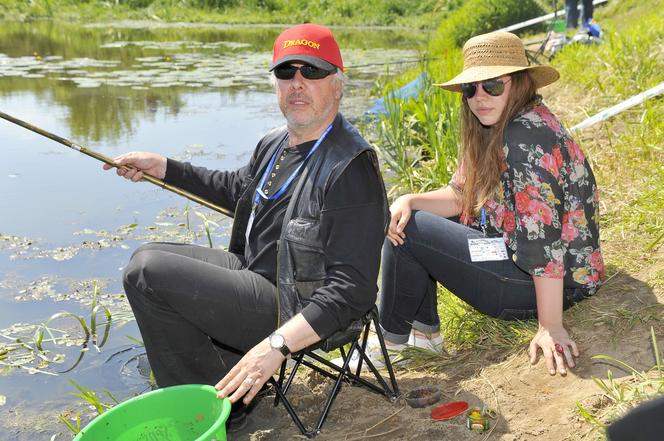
top-left (214, 339), bottom-right (285, 405)
top-left (102, 151), bottom-right (167, 182)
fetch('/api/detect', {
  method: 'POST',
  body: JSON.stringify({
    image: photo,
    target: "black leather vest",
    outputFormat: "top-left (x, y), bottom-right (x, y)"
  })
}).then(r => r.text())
top-left (228, 113), bottom-right (388, 325)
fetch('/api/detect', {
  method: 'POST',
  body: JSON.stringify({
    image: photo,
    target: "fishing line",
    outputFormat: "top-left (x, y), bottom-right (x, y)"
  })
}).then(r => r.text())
top-left (0, 111), bottom-right (233, 217)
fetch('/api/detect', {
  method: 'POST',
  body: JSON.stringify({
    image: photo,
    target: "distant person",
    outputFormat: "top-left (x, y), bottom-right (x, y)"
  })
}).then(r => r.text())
top-left (105, 23), bottom-right (388, 432)
top-left (373, 31), bottom-right (605, 376)
top-left (566, 0), bottom-right (594, 30)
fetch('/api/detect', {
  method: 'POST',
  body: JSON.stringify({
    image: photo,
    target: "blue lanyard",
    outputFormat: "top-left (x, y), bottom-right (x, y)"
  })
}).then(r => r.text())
top-left (254, 123), bottom-right (333, 205)
top-left (480, 207), bottom-right (487, 237)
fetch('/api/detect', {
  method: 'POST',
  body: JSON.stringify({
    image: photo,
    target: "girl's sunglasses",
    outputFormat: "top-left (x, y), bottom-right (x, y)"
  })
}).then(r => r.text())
top-left (274, 63), bottom-right (336, 80)
top-left (461, 78), bottom-right (510, 99)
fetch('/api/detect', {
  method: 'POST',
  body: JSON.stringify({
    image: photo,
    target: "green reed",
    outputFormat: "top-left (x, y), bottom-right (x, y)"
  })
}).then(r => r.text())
top-left (576, 327), bottom-right (664, 434)
top-left (194, 210), bottom-right (219, 248)
top-left (369, 52), bottom-right (463, 198)
top-left (33, 282), bottom-right (112, 356)
top-left (59, 379), bottom-right (120, 434)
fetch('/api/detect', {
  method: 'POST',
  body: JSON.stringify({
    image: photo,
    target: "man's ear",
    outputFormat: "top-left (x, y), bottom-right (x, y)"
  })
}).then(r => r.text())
top-left (334, 81), bottom-right (343, 100)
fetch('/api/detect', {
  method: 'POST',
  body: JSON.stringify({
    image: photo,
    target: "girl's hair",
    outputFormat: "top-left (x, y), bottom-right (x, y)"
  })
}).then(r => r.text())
top-left (458, 70), bottom-right (538, 219)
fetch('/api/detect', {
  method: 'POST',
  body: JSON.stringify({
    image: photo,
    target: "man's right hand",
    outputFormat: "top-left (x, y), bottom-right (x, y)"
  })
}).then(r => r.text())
top-left (102, 151), bottom-right (167, 182)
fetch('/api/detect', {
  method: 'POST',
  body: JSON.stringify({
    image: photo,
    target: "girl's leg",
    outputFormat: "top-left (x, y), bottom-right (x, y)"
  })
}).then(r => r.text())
top-left (379, 211), bottom-right (538, 344)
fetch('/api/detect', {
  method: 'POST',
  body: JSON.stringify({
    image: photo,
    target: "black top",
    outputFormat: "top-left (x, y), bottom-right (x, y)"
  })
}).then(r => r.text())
top-left (164, 135), bottom-right (385, 337)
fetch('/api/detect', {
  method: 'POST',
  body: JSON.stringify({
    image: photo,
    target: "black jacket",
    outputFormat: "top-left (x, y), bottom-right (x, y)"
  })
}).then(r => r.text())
top-left (165, 113), bottom-right (388, 338)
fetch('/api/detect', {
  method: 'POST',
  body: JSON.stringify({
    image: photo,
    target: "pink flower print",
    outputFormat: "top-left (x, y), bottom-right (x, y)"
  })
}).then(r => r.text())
top-left (544, 261), bottom-right (565, 278)
top-left (561, 221), bottom-right (580, 243)
top-left (535, 106), bottom-right (563, 133)
top-left (503, 210), bottom-right (516, 233)
top-left (526, 185), bottom-right (541, 199)
top-left (590, 250), bottom-right (605, 273)
top-left (566, 138), bottom-right (585, 163)
top-left (568, 209), bottom-right (587, 225)
top-left (539, 153), bottom-right (560, 178)
top-left (529, 199), bottom-right (554, 225)
top-left (552, 145), bottom-right (564, 169)
top-left (515, 191), bottom-right (530, 213)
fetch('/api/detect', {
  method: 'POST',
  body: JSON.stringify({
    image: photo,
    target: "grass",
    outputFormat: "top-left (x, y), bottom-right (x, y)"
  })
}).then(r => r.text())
top-left (0, 0), bottom-right (453, 28)
top-left (59, 379), bottom-right (120, 435)
top-left (369, 2), bottom-right (664, 435)
top-left (0, 281), bottom-right (113, 375)
top-left (553, 2), bottom-right (664, 274)
top-left (577, 327), bottom-right (664, 436)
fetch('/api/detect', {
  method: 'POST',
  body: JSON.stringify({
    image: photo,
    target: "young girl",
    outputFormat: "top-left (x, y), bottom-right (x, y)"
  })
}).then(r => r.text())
top-left (378, 31), bottom-right (604, 375)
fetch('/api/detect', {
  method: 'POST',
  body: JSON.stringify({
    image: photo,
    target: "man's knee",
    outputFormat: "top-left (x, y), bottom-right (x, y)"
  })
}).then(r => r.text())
top-left (123, 247), bottom-right (159, 295)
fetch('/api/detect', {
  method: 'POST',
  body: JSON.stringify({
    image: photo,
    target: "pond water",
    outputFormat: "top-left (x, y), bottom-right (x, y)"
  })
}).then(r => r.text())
top-left (0, 20), bottom-right (425, 440)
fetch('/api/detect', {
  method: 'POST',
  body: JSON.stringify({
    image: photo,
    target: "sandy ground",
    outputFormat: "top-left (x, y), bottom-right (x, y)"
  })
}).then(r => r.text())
top-left (233, 250), bottom-right (663, 441)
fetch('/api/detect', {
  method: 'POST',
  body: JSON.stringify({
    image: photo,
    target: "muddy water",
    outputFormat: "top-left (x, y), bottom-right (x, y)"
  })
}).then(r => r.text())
top-left (0, 20), bottom-right (424, 440)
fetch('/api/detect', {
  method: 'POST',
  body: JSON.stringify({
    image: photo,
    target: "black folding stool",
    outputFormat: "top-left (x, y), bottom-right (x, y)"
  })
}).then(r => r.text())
top-left (268, 306), bottom-right (400, 438)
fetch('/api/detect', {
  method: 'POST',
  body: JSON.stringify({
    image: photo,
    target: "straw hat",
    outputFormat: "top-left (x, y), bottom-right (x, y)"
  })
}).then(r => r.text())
top-left (435, 31), bottom-right (559, 92)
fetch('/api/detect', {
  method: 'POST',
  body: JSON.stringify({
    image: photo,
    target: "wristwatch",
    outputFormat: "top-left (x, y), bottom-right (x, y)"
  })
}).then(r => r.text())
top-left (269, 332), bottom-right (291, 358)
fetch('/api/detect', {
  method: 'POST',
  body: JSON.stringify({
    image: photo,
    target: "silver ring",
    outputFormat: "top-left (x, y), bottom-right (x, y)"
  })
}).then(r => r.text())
top-left (244, 376), bottom-right (255, 385)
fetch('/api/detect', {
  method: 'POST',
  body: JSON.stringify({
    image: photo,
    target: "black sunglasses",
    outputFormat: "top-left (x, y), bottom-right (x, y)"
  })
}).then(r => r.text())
top-left (273, 63), bottom-right (336, 80)
top-left (461, 78), bottom-right (510, 99)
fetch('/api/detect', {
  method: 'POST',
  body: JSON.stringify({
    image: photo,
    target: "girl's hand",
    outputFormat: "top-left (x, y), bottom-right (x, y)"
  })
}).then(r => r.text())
top-left (387, 195), bottom-right (412, 246)
top-left (529, 324), bottom-right (579, 375)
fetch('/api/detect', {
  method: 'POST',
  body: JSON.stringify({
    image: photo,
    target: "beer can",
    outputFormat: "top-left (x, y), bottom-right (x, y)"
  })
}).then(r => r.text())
top-left (466, 406), bottom-right (490, 431)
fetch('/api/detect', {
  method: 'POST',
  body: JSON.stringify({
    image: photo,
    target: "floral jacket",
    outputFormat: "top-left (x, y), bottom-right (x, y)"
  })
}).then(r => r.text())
top-left (451, 102), bottom-right (605, 293)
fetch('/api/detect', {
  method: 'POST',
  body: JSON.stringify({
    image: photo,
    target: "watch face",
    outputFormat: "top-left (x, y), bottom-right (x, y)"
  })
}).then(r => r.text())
top-left (270, 333), bottom-right (285, 348)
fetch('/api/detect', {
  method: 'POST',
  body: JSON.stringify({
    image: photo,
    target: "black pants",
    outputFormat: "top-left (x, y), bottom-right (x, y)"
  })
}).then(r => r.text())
top-left (123, 242), bottom-right (278, 387)
top-left (566, 0), bottom-right (594, 28)
top-left (379, 211), bottom-right (577, 344)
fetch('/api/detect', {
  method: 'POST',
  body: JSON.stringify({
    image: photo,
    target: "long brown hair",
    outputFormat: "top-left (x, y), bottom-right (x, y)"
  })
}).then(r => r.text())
top-left (458, 70), bottom-right (538, 219)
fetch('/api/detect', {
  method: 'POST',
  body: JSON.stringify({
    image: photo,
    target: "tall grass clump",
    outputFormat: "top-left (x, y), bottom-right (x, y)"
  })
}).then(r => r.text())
top-left (553, 3), bottom-right (664, 272)
top-left (370, 54), bottom-right (462, 196)
top-left (577, 327), bottom-right (664, 435)
top-left (430, 0), bottom-right (545, 53)
top-left (59, 379), bottom-right (120, 435)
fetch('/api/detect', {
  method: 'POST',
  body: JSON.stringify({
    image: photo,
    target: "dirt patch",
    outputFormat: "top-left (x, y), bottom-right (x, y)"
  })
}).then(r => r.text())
top-left (234, 259), bottom-right (662, 440)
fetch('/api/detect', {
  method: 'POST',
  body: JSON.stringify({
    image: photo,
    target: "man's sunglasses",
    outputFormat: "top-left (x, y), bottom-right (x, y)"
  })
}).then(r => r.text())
top-left (274, 63), bottom-right (336, 80)
top-left (461, 78), bottom-right (510, 99)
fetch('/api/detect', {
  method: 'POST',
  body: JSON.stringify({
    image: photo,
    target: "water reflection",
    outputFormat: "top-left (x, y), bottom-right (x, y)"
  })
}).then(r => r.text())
top-left (0, 20), bottom-right (425, 440)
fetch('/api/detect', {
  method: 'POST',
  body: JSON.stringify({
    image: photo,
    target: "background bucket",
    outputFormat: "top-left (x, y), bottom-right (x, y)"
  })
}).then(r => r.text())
top-left (553, 19), bottom-right (567, 33)
top-left (72, 384), bottom-right (231, 441)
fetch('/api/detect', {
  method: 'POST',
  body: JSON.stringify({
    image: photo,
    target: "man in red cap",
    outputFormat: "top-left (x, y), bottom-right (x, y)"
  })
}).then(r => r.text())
top-left (106, 23), bottom-right (388, 432)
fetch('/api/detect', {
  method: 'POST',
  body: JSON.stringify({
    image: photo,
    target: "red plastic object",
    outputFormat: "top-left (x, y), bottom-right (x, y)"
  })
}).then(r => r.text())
top-left (431, 401), bottom-right (469, 420)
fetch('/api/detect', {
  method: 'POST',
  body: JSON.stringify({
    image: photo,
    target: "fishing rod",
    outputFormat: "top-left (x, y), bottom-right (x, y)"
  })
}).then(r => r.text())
top-left (0, 110), bottom-right (233, 217)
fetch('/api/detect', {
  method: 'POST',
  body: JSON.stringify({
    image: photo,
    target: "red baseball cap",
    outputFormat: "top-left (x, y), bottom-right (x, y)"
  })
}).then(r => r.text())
top-left (270, 23), bottom-right (344, 72)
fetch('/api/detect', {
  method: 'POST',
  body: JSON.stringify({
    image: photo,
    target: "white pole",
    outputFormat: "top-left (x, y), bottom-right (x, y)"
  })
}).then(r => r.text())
top-left (570, 82), bottom-right (664, 131)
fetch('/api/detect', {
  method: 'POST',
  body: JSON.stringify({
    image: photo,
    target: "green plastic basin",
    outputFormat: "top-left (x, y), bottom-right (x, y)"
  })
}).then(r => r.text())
top-left (72, 384), bottom-right (231, 441)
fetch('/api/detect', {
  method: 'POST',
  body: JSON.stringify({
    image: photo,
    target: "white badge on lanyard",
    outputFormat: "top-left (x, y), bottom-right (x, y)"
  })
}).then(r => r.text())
top-left (467, 207), bottom-right (508, 262)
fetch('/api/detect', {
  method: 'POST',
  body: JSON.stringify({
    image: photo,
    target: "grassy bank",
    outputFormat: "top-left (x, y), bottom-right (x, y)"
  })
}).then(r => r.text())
top-left (0, 0), bottom-right (453, 27)
top-left (370, 0), bottom-right (663, 434)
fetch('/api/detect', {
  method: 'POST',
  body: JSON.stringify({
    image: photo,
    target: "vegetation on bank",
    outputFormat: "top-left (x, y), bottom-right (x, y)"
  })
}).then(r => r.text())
top-left (369, 0), bottom-right (663, 435)
top-left (1, 0), bottom-right (661, 437)
top-left (0, 0), bottom-right (454, 27)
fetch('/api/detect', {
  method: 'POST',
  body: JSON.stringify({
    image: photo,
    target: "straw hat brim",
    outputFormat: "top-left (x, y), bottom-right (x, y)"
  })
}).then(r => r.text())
top-left (434, 64), bottom-right (560, 92)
